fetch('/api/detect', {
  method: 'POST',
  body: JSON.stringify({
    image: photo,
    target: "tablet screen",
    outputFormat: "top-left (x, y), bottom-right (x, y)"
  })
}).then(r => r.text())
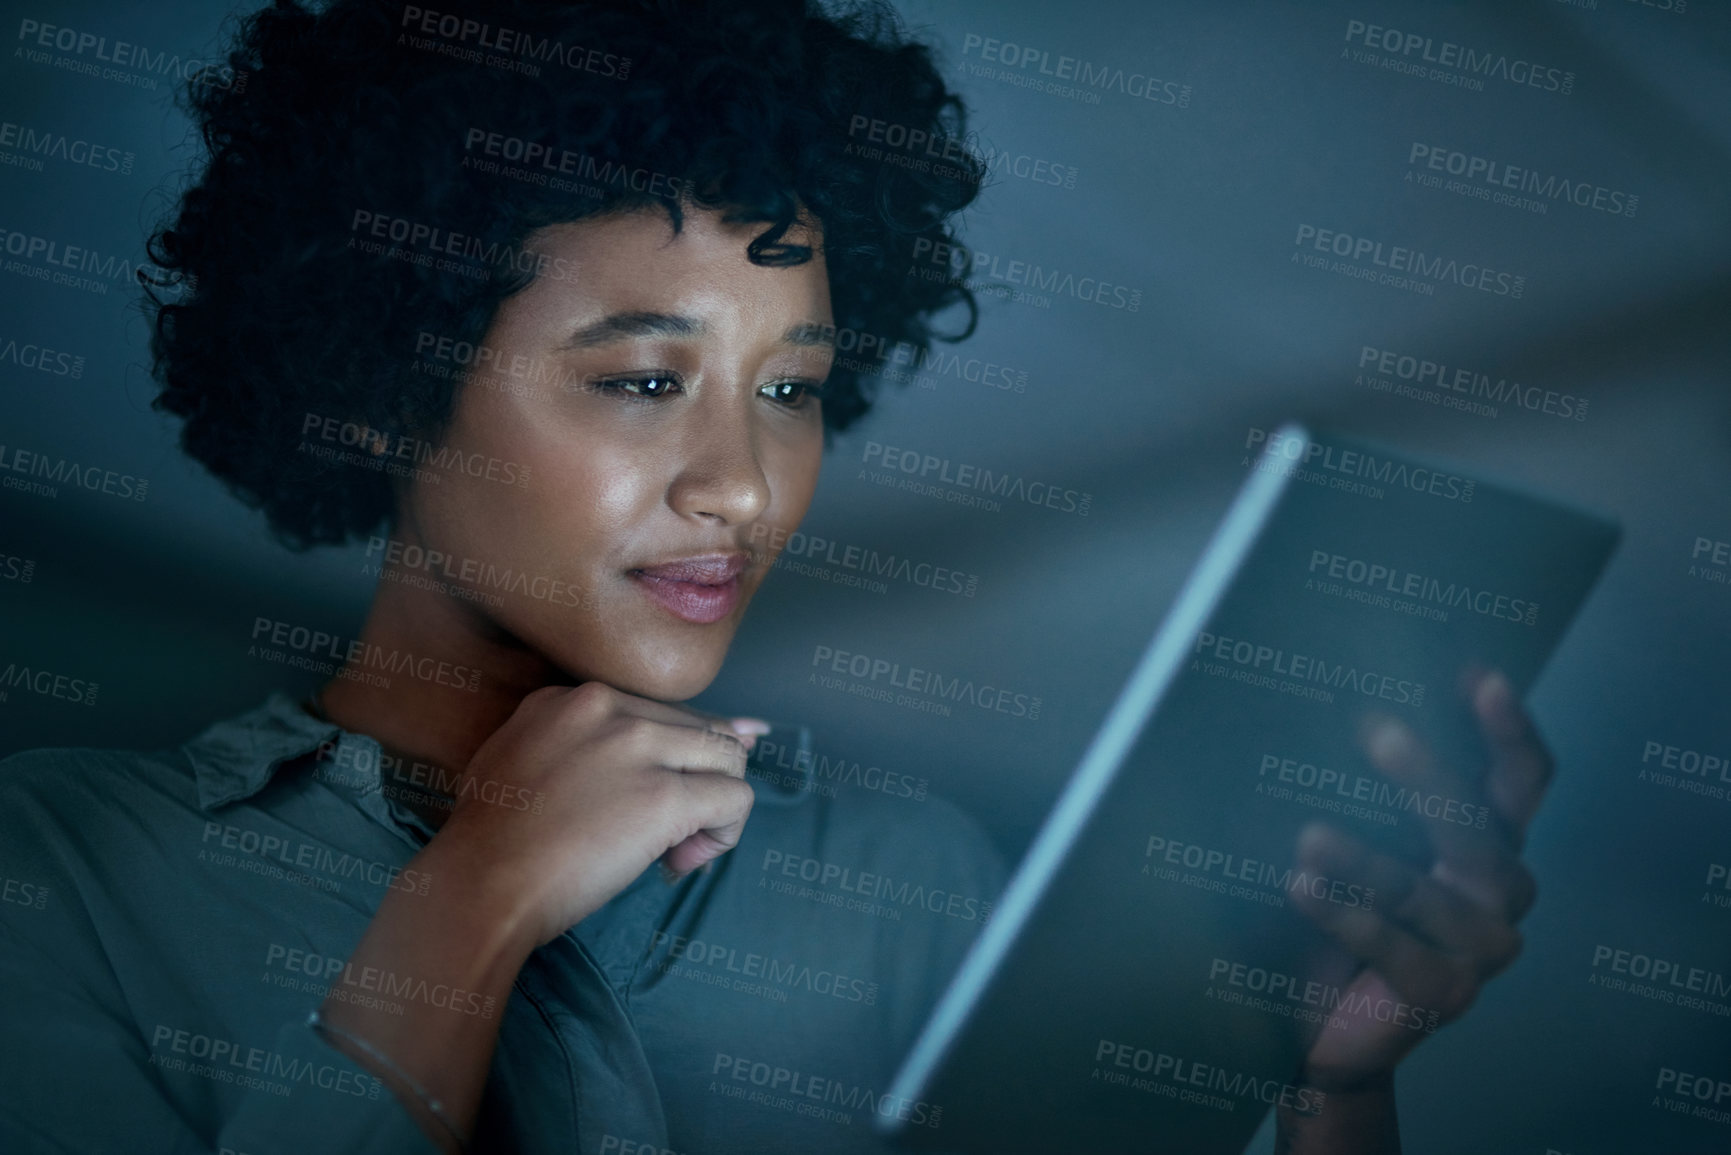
top-left (880, 424), bottom-right (1621, 1154)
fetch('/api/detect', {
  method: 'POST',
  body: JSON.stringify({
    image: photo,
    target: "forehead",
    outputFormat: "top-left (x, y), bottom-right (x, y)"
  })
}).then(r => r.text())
top-left (506, 206), bottom-right (833, 338)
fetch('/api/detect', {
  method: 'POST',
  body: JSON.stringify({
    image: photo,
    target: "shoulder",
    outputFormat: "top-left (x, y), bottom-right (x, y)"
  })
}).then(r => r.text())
top-left (0, 742), bottom-right (197, 838)
top-left (0, 741), bottom-right (198, 865)
top-left (0, 692), bottom-right (338, 839)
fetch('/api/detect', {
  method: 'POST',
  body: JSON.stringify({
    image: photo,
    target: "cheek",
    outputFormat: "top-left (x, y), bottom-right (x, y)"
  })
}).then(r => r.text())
top-left (418, 391), bottom-right (665, 575)
top-left (503, 403), bottom-right (674, 566)
top-left (762, 424), bottom-right (825, 527)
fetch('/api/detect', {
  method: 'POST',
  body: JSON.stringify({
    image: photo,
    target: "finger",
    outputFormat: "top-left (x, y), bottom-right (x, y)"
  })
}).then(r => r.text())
top-left (1358, 714), bottom-right (1525, 913)
top-left (1289, 867), bottom-right (1484, 1026)
top-left (1297, 825), bottom-right (1524, 974)
top-left (1471, 669), bottom-right (1554, 846)
top-left (662, 774), bottom-right (756, 876)
top-left (728, 718), bottom-right (771, 753)
top-left (623, 696), bottom-right (770, 754)
top-left (637, 720), bottom-right (749, 779)
top-left (662, 830), bottom-right (733, 878)
top-left (615, 691), bottom-right (747, 736)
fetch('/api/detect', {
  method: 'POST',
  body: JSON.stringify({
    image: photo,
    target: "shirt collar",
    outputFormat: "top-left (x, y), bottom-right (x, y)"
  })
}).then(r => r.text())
top-left (184, 691), bottom-right (351, 810)
top-left (185, 692), bottom-right (442, 844)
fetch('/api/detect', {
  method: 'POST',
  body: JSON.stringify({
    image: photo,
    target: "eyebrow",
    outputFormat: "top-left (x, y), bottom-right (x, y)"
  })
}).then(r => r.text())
top-left (563, 312), bottom-right (835, 350)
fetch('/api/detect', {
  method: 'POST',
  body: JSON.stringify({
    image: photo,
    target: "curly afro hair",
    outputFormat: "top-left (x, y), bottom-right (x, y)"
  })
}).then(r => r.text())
top-left (145, 0), bottom-right (983, 549)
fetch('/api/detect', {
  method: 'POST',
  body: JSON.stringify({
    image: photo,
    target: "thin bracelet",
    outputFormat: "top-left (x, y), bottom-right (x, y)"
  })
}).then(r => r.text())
top-left (307, 1008), bottom-right (471, 1154)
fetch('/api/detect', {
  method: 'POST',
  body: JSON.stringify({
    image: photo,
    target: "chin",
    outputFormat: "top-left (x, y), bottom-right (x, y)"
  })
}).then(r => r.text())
top-left (588, 637), bottom-right (731, 704)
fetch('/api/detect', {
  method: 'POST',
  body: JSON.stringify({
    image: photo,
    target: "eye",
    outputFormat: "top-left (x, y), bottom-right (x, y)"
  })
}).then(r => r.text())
top-left (594, 373), bottom-right (683, 400)
top-left (759, 379), bottom-right (824, 408)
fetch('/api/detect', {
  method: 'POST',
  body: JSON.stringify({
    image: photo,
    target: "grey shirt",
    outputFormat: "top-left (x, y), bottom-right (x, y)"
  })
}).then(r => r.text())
top-left (0, 692), bottom-right (1006, 1155)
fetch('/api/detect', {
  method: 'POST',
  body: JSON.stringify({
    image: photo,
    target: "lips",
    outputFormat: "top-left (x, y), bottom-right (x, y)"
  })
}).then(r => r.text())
top-left (628, 552), bottom-right (749, 625)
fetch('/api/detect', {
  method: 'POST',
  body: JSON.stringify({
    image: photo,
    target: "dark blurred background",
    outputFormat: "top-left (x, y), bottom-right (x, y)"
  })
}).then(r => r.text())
top-left (2, 1), bottom-right (1728, 1151)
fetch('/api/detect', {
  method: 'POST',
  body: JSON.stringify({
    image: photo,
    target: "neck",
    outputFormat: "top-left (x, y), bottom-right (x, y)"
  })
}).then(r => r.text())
top-left (315, 559), bottom-right (566, 829)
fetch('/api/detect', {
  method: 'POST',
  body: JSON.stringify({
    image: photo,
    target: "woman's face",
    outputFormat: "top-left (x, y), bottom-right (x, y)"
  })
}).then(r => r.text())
top-left (397, 206), bottom-right (833, 701)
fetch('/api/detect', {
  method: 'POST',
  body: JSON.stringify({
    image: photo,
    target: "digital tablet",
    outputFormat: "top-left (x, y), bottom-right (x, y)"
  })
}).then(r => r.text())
top-left (875, 422), bottom-right (1622, 1154)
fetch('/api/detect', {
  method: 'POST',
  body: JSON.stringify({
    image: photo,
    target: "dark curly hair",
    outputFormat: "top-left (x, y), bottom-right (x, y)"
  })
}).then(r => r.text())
top-left (145, 0), bottom-right (982, 548)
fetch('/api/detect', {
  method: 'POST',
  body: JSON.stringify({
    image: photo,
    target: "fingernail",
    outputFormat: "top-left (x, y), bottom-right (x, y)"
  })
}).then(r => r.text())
top-left (730, 718), bottom-right (770, 753)
top-left (1367, 718), bottom-right (1415, 768)
top-left (659, 862), bottom-right (684, 886)
top-left (1477, 671), bottom-right (1514, 716)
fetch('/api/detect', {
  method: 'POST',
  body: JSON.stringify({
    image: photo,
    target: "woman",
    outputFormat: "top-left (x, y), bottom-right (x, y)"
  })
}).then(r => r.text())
top-left (0, 2), bottom-right (1548, 1153)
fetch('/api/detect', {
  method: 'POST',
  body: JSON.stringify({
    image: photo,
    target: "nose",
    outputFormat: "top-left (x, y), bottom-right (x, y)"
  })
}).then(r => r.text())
top-left (666, 398), bottom-right (772, 525)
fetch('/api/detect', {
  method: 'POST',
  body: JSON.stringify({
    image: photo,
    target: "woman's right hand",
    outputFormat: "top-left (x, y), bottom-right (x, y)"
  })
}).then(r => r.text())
top-left (431, 681), bottom-right (762, 951)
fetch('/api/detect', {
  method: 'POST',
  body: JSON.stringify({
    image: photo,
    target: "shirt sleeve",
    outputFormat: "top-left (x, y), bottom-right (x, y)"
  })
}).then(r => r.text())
top-left (0, 901), bottom-right (441, 1155)
top-left (0, 753), bottom-right (441, 1155)
top-left (220, 1017), bottom-right (447, 1155)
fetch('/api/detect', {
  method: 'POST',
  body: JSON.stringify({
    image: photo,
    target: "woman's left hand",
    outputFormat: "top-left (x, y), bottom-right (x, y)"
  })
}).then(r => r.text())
top-left (1289, 668), bottom-right (1549, 1093)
